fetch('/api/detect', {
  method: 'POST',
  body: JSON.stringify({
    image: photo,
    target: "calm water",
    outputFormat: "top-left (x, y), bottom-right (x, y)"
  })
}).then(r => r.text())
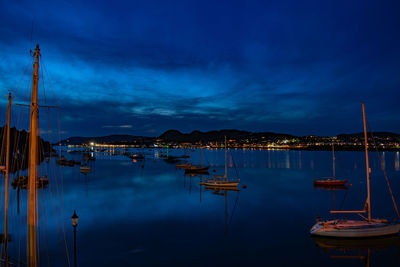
top-left (2, 148), bottom-right (400, 266)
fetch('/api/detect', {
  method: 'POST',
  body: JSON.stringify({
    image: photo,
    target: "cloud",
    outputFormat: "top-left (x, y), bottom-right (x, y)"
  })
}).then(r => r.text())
top-left (102, 125), bottom-right (133, 129)
top-left (1, 0), bottom-right (400, 138)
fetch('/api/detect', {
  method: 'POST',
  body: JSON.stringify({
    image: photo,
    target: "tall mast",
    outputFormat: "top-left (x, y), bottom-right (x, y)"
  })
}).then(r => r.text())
top-left (28, 44), bottom-right (40, 267)
top-left (362, 103), bottom-right (371, 222)
top-left (199, 142), bottom-right (202, 167)
top-left (224, 136), bottom-right (227, 180)
top-left (4, 92), bottom-right (12, 263)
top-left (332, 144), bottom-right (335, 178)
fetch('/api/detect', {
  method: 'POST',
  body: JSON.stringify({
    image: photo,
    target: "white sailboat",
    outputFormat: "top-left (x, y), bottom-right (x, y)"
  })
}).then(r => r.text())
top-left (310, 103), bottom-right (400, 238)
top-left (201, 137), bottom-right (239, 187)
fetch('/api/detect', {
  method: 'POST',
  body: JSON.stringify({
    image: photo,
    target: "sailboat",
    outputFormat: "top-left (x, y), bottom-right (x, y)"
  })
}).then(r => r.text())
top-left (314, 144), bottom-right (348, 186)
top-left (176, 149), bottom-right (191, 168)
top-left (310, 103), bottom-right (400, 238)
top-left (201, 137), bottom-right (239, 187)
top-left (184, 143), bottom-right (209, 173)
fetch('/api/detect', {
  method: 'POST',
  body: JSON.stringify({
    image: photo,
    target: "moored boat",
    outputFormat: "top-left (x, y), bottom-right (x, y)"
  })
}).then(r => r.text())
top-left (313, 144), bottom-right (348, 186)
top-left (199, 136), bottom-right (239, 188)
top-left (310, 103), bottom-right (400, 238)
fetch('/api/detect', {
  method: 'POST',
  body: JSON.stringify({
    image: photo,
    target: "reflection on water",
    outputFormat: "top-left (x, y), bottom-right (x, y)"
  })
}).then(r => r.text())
top-left (312, 235), bottom-right (400, 267)
top-left (0, 148), bottom-right (400, 266)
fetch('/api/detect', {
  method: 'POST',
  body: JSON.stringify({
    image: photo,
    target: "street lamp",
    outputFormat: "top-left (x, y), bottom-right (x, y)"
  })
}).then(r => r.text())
top-left (71, 210), bottom-right (78, 267)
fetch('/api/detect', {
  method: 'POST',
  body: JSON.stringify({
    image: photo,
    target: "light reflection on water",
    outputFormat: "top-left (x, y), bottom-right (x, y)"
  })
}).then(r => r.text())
top-left (1, 148), bottom-right (400, 266)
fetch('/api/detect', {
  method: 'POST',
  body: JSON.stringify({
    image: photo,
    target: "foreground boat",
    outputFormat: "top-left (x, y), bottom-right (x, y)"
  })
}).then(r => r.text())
top-left (310, 103), bottom-right (400, 238)
top-left (311, 219), bottom-right (400, 237)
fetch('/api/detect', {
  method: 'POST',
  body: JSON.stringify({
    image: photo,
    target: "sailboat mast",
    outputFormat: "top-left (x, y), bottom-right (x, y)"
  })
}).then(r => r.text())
top-left (200, 142), bottom-right (202, 167)
top-left (4, 92), bottom-right (12, 261)
top-left (332, 144), bottom-right (335, 178)
top-left (224, 136), bottom-right (227, 180)
top-left (362, 103), bottom-right (371, 222)
top-left (28, 44), bottom-right (40, 267)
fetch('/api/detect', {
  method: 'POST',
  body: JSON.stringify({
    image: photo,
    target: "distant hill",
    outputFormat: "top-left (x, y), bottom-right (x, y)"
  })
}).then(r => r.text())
top-left (57, 129), bottom-right (400, 146)
top-left (159, 129), bottom-right (296, 143)
top-left (337, 132), bottom-right (400, 142)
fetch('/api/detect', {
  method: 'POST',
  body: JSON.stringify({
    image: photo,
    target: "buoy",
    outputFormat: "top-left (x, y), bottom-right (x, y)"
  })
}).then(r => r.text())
top-left (349, 183), bottom-right (352, 187)
top-left (242, 185), bottom-right (247, 189)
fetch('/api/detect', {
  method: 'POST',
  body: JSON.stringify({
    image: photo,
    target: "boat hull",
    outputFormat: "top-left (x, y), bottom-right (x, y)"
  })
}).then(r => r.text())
top-left (313, 179), bottom-right (348, 186)
top-left (201, 180), bottom-right (239, 187)
top-left (310, 220), bottom-right (400, 238)
top-left (184, 165), bottom-right (210, 173)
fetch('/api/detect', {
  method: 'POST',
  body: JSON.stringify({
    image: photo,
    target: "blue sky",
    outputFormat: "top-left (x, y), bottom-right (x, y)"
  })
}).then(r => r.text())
top-left (1, 0), bottom-right (400, 138)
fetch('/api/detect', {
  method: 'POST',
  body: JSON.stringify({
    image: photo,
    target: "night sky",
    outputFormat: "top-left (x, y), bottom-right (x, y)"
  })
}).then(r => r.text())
top-left (1, 0), bottom-right (400, 139)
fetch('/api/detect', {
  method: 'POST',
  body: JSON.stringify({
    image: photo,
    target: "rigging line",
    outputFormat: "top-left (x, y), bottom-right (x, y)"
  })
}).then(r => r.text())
top-left (40, 55), bottom-right (47, 105)
top-left (366, 118), bottom-right (400, 220)
top-left (12, 57), bottom-right (31, 98)
top-left (336, 154), bottom-right (348, 178)
top-left (41, 57), bottom-right (60, 108)
top-left (24, 57), bottom-right (35, 106)
top-left (41, 178), bottom-right (51, 267)
top-left (47, 163), bottom-right (71, 267)
top-left (49, 103), bottom-right (72, 265)
top-left (45, 125), bottom-right (71, 267)
top-left (338, 189), bottom-right (349, 211)
top-left (230, 149), bottom-right (239, 179)
top-left (50, 152), bottom-right (71, 266)
top-left (36, 182), bottom-right (41, 267)
top-left (228, 191), bottom-right (240, 225)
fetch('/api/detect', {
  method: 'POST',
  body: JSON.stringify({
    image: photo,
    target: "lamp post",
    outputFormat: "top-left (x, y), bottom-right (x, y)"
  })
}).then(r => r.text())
top-left (71, 210), bottom-right (78, 267)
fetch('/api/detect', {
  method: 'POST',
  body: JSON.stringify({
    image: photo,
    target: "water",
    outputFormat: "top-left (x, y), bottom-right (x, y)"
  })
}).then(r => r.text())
top-left (1, 149), bottom-right (400, 266)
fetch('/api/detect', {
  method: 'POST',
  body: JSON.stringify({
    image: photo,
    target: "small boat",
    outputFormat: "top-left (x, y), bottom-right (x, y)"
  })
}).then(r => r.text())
top-left (314, 178), bottom-right (347, 186)
top-left (184, 165), bottom-right (210, 173)
top-left (80, 166), bottom-right (91, 173)
top-left (310, 103), bottom-right (400, 238)
top-left (313, 144), bottom-right (347, 186)
top-left (176, 163), bottom-right (191, 169)
top-left (130, 154), bottom-right (145, 160)
top-left (184, 145), bottom-right (209, 173)
top-left (200, 137), bottom-right (239, 188)
top-left (202, 179), bottom-right (239, 187)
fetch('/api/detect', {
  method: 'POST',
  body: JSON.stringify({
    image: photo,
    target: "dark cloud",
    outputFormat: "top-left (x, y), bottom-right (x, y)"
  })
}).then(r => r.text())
top-left (1, 0), bottom-right (400, 138)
